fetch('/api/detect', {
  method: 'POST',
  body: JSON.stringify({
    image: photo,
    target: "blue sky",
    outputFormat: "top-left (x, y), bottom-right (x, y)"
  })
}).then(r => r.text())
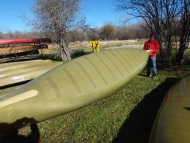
top-left (0, 0), bottom-right (34, 32)
top-left (0, 0), bottom-right (125, 33)
top-left (81, 0), bottom-right (123, 27)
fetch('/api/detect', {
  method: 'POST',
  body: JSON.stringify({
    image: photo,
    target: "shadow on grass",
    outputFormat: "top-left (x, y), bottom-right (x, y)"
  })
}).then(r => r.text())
top-left (0, 118), bottom-right (40, 143)
top-left (112, 78), bottom-right (179, 143)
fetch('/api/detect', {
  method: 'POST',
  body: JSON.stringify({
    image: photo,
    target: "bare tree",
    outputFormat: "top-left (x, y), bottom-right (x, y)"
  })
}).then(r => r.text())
top-left (86, 27), bottom-right (100, 41)
top-left (99, 23), bottom-right (115, 40)
top-left (29, 0), bottom-right (85, 60)
top-left (175, 5), bottom-right (190, 66)
top-left (0, 31), bottom-right (4, 39)
top-left (115, 0), bottom-right (190, 66)
top-left (115, 26), bottom-right (129, 40)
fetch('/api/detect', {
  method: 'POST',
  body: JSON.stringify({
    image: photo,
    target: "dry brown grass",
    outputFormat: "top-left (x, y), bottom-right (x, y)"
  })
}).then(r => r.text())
top-left (40, 40), bottom-right (146, 54)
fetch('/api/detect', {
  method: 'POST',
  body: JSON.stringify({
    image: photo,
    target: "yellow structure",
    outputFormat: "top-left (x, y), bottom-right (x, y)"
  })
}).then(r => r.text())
top-left (90, 41), bottom-right (100, 52)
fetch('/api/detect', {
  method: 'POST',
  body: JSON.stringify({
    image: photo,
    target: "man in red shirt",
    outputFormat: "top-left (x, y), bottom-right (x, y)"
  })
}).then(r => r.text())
top-left (143, 33), bottom-right (160, 79)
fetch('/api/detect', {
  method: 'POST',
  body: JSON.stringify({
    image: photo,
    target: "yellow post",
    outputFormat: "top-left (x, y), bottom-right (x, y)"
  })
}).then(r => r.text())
top-left (90, 41), bottom-right (100, 52)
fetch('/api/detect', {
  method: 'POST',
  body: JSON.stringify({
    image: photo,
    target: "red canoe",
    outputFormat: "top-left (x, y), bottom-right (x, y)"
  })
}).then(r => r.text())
top-left (0, 38), bottom-right (51, 45)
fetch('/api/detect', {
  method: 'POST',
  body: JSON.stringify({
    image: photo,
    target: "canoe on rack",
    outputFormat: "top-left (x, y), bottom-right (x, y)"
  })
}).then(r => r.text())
top-left (0, 38), bottom-right (51, 63)
top-left (0, 38), bottom-right (51, 45)
top-left (0, 45), bottom-right (48, 54)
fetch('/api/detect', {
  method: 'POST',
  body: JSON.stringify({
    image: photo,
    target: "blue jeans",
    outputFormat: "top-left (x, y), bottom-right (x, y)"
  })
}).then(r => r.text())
top-left (147, 56), bottom-right (157, 76)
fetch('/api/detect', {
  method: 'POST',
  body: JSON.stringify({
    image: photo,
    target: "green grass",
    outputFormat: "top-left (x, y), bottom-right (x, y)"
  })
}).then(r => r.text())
top-left (1, 50), bottom-right (190, 143)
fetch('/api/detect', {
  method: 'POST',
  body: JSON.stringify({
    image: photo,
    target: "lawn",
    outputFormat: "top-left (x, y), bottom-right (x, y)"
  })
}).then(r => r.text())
top-left (1, 48), bottom-right (190, 143)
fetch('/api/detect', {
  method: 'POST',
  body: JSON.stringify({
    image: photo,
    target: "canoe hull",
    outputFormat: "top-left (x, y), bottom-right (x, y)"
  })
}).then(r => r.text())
top-left (0, 48), bottom-right (149, 135)
top-left (0, 60), bottom-right (52, 72)
top-left (0, 63), bottom-right (62, 88)
top-left (149, 75), bottom-right (190, 143)
top-left (0, 45), bottom-right (48, 53)
top-left (0, 38), bottom-right (51, 45)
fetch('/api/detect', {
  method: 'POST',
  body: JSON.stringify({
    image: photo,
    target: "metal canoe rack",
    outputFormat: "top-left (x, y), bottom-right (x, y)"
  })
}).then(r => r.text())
top-left (0, 38), bottom-right (51, 63)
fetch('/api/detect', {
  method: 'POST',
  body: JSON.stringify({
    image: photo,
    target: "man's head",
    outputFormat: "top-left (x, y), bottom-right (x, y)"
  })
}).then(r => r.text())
top-left (150, 33), bottom-right (155, 40)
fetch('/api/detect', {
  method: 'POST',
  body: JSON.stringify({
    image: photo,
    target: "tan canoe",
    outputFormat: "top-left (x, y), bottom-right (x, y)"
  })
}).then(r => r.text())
top-left (0, 48), bottom-right (149, 135)
top-left (0, 59), bottom-right (43, 67)
top-left (0, 60), bottom-right (52, 72)
top-left (0, 63), bottom-right (61, 88)
top-left (0, 44), bottom-right (48, 54)
top-left (0, 63), bottom-right (60, 77)
top-left (149, 75), bottom-right (190, 143)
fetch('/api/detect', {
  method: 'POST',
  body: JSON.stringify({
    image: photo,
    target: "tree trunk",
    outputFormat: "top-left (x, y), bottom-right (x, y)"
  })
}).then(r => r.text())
top-left (176, 38), bottom-right (189, 66)
top-left (176, 12), bottom-right (190, 66)
top-left (158, 41), bottom-right (173, 67)
top-left (60, 41), bottom-right (71, 61)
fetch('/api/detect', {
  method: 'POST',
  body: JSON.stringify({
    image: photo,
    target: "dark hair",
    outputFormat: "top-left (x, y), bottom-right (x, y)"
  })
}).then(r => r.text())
top-left (150, 33), bottom-right (155, 37)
